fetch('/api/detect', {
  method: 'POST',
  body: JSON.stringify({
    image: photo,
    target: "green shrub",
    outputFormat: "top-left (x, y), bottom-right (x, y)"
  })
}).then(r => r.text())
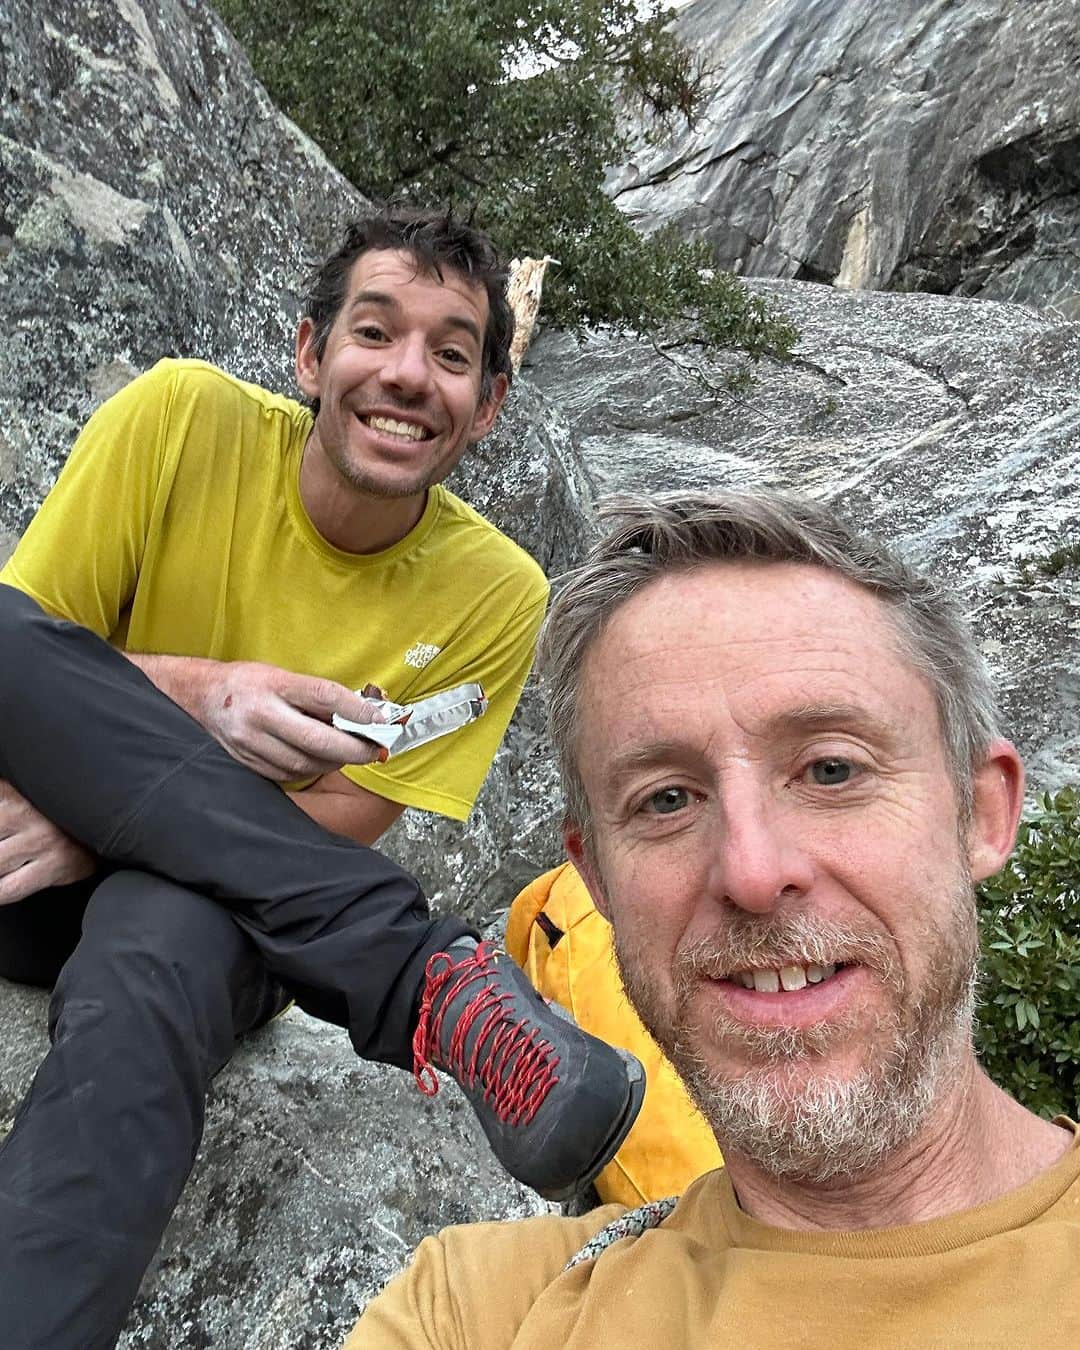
top-left (976, 786), bottom-right (1080, 1119)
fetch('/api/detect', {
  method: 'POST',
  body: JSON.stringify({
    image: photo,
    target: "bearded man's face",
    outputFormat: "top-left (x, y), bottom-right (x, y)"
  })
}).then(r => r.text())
top-left (567, 560), bottom-right (986, 1182)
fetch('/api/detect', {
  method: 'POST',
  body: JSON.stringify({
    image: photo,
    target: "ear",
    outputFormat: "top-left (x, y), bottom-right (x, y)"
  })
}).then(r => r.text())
top-left (467, 371), bottom-right (509, 442)
top-left (967, 738), bottom-right (1026, 883)
top-left (564, 821), bottom-right (613, 922)
top-left (295, 317), bottom-right (322, 400)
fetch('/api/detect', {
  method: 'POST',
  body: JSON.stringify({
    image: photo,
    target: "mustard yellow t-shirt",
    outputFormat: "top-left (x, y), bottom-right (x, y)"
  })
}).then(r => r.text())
top-left (350, 1122), bottom-right (1080, 1349)
top-left (0, 359), bottom-right (548, 819)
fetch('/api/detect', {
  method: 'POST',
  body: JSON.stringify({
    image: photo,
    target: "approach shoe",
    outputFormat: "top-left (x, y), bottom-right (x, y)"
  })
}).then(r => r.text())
top-left (412, 938), bottom-right (645, 1201)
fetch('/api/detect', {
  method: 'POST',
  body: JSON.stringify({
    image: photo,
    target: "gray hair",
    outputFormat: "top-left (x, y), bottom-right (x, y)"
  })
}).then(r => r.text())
top-left (539, 490), bottom-right (1001, 852)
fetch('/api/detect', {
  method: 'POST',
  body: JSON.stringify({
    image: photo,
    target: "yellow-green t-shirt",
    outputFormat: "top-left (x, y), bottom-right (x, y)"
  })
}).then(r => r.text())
top-left (350, 1121), bottom-right (1080, 1348)
top-left (0, 358), bottom-right (548, 820)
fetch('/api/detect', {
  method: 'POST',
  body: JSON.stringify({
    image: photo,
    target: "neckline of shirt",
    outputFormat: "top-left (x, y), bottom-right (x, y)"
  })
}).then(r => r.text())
top-left (284, 411), bottom-right (444, 568)
top-left (700, 1118), bottom-right (1080, 1259)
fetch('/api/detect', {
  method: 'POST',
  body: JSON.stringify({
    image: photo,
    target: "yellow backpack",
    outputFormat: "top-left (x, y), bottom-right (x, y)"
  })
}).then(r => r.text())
top-left (506, 861), bottom-right (722, 1206)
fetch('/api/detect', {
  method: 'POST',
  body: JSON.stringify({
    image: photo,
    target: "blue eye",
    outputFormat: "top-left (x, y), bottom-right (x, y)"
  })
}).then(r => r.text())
top-left (811, 759), bottom-right (853, 786)
top-left (647, 786), bottom-right (689, 814)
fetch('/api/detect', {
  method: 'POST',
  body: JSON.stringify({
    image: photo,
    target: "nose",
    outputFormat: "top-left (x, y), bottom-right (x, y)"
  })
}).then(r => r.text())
top-left (705, 788), bottom-right (814, 915)
top-left (380, 333), bottom-right (432, 400)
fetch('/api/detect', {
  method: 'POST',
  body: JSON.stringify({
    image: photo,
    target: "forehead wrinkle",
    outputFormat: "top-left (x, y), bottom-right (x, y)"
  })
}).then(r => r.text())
top-left (347, 286), bottom-right (484, 347)
top-left (348, 287), bottom-right (399, 314)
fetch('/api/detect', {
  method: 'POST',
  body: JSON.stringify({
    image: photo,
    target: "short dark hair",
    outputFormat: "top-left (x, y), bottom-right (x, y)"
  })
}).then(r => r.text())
top-left (302, 207), bottom-right (515, 404)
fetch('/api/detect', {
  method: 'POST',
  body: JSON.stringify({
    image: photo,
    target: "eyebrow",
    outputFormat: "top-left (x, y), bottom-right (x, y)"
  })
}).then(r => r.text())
top-left (771, 701), bottom-right (899, 742)
top-left (347, 288), bottom-right (483, 347)
top-left (603, 740), bottom-right (696, 785)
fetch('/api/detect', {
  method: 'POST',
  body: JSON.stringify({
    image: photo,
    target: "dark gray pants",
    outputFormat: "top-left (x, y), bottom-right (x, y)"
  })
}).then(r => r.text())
top-left (0, 585), bottom-right (471, 1348)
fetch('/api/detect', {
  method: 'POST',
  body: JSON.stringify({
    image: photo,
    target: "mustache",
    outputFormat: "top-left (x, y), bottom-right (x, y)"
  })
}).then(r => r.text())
top-left (673, 912), bottom-right (902, 993)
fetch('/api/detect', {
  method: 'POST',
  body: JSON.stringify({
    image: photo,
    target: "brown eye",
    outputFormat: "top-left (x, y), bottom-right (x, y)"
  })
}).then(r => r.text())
top-left (811, 759), bottom-right (852, 786)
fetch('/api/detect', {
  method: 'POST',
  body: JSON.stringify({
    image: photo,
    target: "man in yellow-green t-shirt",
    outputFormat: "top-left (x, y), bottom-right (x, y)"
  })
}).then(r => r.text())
top-left (0, 210), bottom-right (643, 1350)
top-left (352, 489), bottom-right (1080, 1349)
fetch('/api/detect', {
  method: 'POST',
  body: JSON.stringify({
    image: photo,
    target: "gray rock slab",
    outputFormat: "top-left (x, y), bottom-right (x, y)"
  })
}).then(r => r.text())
top-left (610, 0), bottom-right (1080, 314)
top-left (0, 0), bottom-right (366, 537)
top-left (525, 279), bottom-right (1080, 791)
top-left (0, 981), bottom-right (551, 1349)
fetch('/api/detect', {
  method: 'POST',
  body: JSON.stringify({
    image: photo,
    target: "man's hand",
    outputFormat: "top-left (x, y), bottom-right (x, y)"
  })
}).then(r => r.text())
top-left (0, 779), bottom-right (97, 906)
top-left (128, 654), bottom-right (390, 782)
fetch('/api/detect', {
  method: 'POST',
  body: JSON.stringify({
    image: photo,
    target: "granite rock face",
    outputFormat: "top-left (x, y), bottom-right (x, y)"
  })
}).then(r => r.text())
top-left (0, 0), bottom-right (362, 558)
top-left (610, 0), bottom-right (1080, 315)
top-left (525, 281), bottom-right (1080, 791)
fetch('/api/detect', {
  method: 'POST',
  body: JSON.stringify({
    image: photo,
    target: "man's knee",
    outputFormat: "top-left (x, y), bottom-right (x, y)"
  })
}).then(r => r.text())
top-left (52, 871), bottom-right (267, 1045)
top-left (0, 585), bottom-right (45, 695)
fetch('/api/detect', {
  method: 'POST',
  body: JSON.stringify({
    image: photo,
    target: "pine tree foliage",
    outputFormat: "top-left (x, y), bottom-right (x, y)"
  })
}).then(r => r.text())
top-left (216, 0), bottom-right (797, 360)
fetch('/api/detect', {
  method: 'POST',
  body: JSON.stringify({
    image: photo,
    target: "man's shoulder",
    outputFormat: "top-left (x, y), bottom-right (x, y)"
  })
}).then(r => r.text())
top-left (143, 358), bottom-right (304, 422)
top-left (353, 1203), bottom-right (625, 1343)
top-left (429, 487), bottom-right (548, 604)
top-left (439, 1202), bottom-right (623, 1265)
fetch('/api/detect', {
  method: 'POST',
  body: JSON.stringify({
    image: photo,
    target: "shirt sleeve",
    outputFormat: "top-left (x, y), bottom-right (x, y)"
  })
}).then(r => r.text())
top-left (344, 1211), bottom-right (615, 1349)
top-left (343, 1234), bottom-right (464, 1350)
top-left (341, 583), bottom-right (548, 821)
top-left (0, 362), bottom-right (176, 636)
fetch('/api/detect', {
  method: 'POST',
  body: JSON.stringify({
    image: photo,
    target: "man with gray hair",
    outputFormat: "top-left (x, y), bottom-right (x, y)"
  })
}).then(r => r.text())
top-left (351, 489), bottom-right (1079, 1348)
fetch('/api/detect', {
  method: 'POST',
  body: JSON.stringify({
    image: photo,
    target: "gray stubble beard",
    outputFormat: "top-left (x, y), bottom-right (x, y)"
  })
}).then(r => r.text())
top-left (615, 884), bottom-right (981, 1185)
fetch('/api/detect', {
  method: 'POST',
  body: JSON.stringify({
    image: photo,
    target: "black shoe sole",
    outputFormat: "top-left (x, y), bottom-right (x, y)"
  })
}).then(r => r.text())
top-left (537, 1055), bottom-right (648, 1203)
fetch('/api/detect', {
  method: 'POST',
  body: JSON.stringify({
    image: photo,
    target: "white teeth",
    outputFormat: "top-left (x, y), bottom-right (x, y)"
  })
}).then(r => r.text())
top-left (366, 415), bottom-right (427, 441)
top-left (732, 962), bottom-right (841, 991)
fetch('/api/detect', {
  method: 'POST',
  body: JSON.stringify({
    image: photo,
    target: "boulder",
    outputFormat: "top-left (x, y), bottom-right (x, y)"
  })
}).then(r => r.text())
top-left (609, 0), bottom-right (1080, 315)
top-left (0, 0), bottom-right (367, 557)
top-left (524, 279), bottom-right (1080, 791)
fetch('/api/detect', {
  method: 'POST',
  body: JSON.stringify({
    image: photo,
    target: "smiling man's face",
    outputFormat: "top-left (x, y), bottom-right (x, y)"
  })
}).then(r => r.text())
top-left (295, 248), bottom-right (506, 511)
top-left (565, 560), bottom-right (995, 1179)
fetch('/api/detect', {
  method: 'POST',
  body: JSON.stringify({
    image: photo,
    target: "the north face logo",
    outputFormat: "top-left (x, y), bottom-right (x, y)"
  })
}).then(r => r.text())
top-left (404, 642), bottom-right (442, 670)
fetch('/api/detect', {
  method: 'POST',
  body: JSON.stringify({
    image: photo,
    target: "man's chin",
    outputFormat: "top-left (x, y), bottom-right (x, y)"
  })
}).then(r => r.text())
top-left (672, 1013), bottom-right (966, 1185)
top-left (340, 466), bottom-right (436, 501)
top-left (679, 1058), bottom-right (934, 1184)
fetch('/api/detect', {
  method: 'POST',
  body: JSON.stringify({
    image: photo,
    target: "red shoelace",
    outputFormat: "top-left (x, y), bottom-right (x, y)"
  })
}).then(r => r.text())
top-left (412, 942), bottom-right (559, 1126)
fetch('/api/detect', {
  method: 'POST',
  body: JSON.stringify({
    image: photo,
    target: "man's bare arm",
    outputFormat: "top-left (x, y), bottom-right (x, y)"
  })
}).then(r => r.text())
top-left (125, 653), bottom-right (406, 847)
top-left (287, 772), bottom-right (405, 846)
top-left (125, 652), bottom-right (387, 781)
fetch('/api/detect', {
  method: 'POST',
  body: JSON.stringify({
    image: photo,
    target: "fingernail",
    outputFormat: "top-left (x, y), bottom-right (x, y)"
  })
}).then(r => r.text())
top-left (378, 747), bottom-right (389, 763)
